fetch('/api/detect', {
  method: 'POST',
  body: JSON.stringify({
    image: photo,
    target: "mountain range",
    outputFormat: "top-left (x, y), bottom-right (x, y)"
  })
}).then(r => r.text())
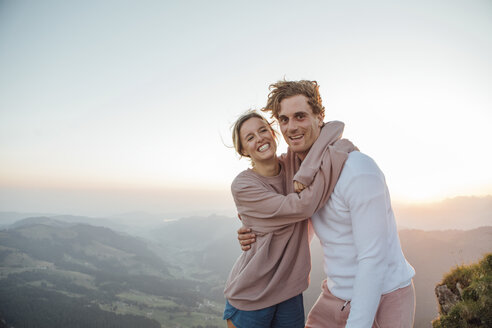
top-left (0, 218), bottom-right (225, 328)
top-left (0, 197), bottom-right (491, 327)
top-left (394, 195), bottom-right (492, 230)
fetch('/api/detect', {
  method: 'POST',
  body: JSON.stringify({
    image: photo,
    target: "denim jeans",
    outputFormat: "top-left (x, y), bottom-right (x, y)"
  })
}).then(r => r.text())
top-left (224, 294), bottom-right (305, 328)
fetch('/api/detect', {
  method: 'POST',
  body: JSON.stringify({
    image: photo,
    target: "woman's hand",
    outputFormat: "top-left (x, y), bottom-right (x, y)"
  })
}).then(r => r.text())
top-left (294, 180), bottom-right (306, 193)
top-left (237, 226), bottom-right (256, 251)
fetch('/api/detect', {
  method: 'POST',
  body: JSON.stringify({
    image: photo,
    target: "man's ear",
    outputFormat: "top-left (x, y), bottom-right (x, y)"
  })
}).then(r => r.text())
top-left (317, 113), bottom-right (324, 128)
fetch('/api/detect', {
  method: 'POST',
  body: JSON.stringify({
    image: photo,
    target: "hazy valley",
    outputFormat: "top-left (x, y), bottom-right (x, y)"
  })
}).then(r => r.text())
top-left (0, 196), bottom-right (491, 328)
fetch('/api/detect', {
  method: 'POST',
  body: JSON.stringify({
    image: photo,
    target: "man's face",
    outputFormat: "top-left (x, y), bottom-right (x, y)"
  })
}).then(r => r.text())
top-left (278, 95), bottom-right (323, 160)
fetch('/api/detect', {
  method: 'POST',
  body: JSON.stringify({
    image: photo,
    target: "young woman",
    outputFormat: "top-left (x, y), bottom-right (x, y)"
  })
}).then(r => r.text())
top-left (223, 110), bottom-right (355, 328)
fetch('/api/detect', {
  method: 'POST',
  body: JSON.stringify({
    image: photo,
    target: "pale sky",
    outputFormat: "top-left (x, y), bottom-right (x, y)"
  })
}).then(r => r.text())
top-left (1, 0), bottom-right (491, 217)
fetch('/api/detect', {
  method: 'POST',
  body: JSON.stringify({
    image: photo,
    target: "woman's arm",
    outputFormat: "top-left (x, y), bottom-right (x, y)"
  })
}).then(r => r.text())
top-left (233, 123), bottom-right (357, 228)
top-left (294, 121), bottom-right (356, 187)
top-left (232, 171), bottom-right (328, 225)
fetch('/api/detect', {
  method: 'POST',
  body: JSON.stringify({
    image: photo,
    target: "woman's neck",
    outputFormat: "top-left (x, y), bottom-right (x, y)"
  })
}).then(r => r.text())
top-left (253, 157), bottom-right (280, 177)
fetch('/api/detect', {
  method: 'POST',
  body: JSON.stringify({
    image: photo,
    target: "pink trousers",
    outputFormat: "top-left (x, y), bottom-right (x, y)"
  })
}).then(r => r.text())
top-left (305, 280), bottom-right (415, 328)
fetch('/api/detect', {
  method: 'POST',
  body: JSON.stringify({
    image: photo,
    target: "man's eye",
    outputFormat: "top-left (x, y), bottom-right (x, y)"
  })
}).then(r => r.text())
top-left (296, 114), bottom-right (305, 119)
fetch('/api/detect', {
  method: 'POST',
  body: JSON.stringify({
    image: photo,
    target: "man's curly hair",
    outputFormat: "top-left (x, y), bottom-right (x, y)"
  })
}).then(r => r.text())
top-left (263, 80), bottom-right (325, 119)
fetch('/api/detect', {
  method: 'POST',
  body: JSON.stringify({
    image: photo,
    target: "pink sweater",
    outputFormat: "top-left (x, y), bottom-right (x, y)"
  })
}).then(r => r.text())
top-left (224, 121), bottom-right (356, 310)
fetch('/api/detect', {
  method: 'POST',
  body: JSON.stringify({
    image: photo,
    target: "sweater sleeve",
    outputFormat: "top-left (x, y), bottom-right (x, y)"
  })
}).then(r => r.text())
top-left (231, 170), bottom-right (329, 226)
top-left (343, 171), bottom-right (390, 328)
top-left (293, 121), bottom-right (344, 186)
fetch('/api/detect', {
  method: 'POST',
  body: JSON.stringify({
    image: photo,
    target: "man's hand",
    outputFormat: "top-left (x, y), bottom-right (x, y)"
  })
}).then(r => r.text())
top-left (294, 180), bottom-right (307, 193)
top-left (237, 226), bottom-right (256, 251)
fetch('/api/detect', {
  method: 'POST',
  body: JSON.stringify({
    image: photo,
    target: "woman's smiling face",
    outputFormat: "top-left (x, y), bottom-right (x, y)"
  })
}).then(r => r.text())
top-left (239, 117), bottom-right (277, 164)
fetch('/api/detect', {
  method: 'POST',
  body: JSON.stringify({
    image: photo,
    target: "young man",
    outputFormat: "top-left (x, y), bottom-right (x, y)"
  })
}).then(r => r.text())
top-left (238, 80), bottom-right (415, 327)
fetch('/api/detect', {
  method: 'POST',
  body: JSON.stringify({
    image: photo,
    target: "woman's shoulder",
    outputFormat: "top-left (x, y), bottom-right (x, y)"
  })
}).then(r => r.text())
top-left (231, 166), bottom-right (285, 195)
top-left (230, 170), bottom-right (271, 203)
top-left (231, 169), bottom-right (258, 191)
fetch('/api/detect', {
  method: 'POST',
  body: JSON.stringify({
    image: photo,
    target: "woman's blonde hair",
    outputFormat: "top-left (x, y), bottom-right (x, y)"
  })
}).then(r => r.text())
top-left (232, 110), bottom-right (277, 158)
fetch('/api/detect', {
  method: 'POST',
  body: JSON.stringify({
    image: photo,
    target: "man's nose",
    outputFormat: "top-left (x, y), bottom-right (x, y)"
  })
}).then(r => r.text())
top-left (287, 120), bottom-right (298, 132)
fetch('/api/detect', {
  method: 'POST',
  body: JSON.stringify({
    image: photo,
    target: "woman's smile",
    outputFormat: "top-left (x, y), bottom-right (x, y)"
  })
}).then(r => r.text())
top-left (239, 117), bottom-right (277, 164)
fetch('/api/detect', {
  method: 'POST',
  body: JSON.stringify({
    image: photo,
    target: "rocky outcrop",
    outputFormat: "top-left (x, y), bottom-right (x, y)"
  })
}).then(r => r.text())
top-left (435, 284), bottom-right (460, 315)
top-left (432, 253), bottom-right (492, 328)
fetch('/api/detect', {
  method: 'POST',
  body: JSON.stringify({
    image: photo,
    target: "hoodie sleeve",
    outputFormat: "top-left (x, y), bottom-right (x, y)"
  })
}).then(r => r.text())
top-left (293, 121), bottom-right (343, 186)
top-left (231, 171), bottom-right (329, 227)
top-left (294, 121), bottom-right (357, 186)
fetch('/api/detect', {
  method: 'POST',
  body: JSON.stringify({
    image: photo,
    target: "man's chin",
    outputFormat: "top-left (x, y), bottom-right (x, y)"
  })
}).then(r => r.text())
top-left (289, 145), bottom-right (310, 156)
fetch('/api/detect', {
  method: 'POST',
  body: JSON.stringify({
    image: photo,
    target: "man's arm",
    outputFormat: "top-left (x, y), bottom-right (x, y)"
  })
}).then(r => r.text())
top-left (344, 170), bottom-right (390, 328)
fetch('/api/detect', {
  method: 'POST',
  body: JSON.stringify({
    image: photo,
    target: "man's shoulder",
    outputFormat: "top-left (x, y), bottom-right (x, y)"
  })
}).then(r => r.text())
top-left (280, 148), bottom-right (296, 165)
top-left (333, 151), bottom-right (387, 201)
top-left (341, 151), bottom-right (383, 178)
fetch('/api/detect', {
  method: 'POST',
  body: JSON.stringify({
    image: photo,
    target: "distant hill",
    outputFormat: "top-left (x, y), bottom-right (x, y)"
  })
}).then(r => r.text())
top-left (394, 196), bottom-right (492, 230)
top-left (1, 209), bottom-right (491, 327)
top-left (1, 219), bottom-right (169, 277)
top-left (0, 212), bottom-right (131, 233)
top-left (147, 216), bottom-right (492, 327)
top-left (8, 216), bottom-right (73, 229)
top-left (0, 220), bottom-right (225, 327)
top-left (400, 227), bottom-right (492, 328)
top-left (148, 215), bottom-right (243, 283)
top-left (303, 227), bottom-right (492, 328)
top-left (149, 215), bottom-right (241, 249)
top-left (0, 212), bottom-right (57, 228)
top-left (3, 195), bottom-right (491, 233)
